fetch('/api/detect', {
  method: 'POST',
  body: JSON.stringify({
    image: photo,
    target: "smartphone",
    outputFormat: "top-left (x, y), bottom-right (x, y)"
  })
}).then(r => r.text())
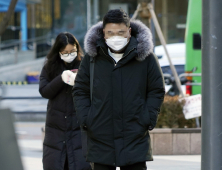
top-left (71, 69), bottom-right (78, 73)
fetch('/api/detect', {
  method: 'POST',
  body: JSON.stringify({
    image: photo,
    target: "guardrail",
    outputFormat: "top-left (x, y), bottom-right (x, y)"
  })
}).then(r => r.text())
top-left (0, 97), bottom-right (43, 100)
top-left (0, 36), bottom-right (51, 49)
top-left (179, 73), bottom-right (201, 86)
top-left (163, 73), bottom-right (201, 85)
top-left (0, 84), bottom-right (46, 115)
top-left (0, 36), bottom-right (54, 65)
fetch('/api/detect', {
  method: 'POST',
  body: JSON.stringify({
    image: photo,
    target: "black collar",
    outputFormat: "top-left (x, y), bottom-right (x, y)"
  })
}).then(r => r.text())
top-left (96, 36), bottom-right (138, 69)
top-left (62, 57), bottom-right (81, 70)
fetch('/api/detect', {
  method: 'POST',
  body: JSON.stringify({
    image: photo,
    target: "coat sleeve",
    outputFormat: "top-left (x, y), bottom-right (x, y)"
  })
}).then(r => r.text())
top-left (146, 53), bottom-right (165, 128)
top-left (72, 54), bottom-right (91, 126)
top-left (39, 66), bottom-right (65, 99)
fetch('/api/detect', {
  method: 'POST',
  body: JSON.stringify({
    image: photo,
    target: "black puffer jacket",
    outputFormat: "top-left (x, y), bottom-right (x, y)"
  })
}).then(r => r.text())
top-left (39, 59), bottom-right (91, 170)
top-left (72, 20), bottom-right (165, 167)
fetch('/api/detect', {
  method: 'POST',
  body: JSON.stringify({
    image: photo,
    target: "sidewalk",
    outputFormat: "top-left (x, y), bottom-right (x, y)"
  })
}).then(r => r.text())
top-left (18, 139), bottom-right (201, 170)
top-left (15, 122), bottom-right (201, 170)
top-left (18, 139), bottom-right (43, 170)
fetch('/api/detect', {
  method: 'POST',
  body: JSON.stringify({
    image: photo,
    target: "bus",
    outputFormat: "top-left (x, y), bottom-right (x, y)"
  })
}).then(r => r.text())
top-left (185, 0), bottom-right (202, 95)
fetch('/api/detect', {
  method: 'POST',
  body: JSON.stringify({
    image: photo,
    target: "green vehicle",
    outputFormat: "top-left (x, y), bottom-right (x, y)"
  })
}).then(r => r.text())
top-left (185, 0), bottom-right (202, 95)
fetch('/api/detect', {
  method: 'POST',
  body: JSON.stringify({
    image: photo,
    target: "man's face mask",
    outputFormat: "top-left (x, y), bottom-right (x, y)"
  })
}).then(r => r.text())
top-left (105, 36), bottom-right (128, 51)
top-left (103, 23), bottom-right (131, 52)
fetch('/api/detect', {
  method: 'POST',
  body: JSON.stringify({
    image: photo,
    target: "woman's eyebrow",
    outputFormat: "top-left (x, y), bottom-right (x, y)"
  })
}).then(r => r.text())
top-left (62, 49), bottom-right (77, 53)
top-left (71, 49), bottom-right (77, 52)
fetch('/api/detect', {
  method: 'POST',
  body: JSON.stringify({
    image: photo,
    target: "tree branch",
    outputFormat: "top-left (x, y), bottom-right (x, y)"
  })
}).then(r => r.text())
top-left (0, 0), bottom-right (18, 36)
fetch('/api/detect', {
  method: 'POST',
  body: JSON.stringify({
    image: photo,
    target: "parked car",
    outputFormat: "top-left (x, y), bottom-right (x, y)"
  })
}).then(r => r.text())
top-left (154, 43), bottom-right (186, 96)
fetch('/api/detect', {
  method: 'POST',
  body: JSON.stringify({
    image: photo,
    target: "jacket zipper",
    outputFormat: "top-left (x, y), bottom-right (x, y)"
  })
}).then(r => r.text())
top-left (100, 47), bottom-right (117, 66)
top-left (122, 48), bottom-right (136, 59)
top-left (100, 47), bottom-right (136, 67)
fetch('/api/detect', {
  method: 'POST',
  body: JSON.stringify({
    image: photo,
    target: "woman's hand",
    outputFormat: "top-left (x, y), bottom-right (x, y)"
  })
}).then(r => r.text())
top-left (61, 70), bottom-right (77, 86)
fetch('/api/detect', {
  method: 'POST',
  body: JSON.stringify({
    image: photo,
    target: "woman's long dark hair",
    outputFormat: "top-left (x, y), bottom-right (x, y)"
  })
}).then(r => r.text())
top-left (44, 32), bottom-right (83, 80)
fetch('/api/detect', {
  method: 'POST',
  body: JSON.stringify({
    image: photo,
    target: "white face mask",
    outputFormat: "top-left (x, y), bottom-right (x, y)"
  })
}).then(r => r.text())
top-left (106, 36), bottom-right (128, 51)
top-left (60, 52), bottom-right (77, 63)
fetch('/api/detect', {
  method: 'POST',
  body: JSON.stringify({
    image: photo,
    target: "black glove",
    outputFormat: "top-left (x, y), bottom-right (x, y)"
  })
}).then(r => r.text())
top-left (148, 125), bottom-right (154, 131)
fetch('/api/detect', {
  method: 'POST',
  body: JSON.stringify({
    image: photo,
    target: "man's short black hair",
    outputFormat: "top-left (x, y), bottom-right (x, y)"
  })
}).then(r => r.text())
top-left (103, 9), bottom-right (130, 28)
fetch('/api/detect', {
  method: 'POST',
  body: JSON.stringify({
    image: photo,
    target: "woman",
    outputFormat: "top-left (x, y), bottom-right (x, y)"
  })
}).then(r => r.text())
top-left (39, 32), bottom-right (91, 170)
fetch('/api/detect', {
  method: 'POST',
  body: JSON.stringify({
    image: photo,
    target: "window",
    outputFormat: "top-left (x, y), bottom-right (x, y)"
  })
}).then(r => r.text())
top-left (161, 65), bottom-right (184, 75)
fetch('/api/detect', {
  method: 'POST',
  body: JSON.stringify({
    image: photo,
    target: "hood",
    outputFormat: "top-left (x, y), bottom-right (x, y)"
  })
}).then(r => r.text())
top-left (84, 20), bottom-right (153, 61)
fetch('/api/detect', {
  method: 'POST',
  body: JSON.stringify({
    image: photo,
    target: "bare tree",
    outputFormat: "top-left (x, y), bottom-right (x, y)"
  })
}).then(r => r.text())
top-left (0, 0), bottom-right (18, 36)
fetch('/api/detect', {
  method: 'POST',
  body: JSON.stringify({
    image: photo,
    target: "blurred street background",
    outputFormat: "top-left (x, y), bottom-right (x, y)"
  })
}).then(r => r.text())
top-left (0, 0), bottom-right (203, 169)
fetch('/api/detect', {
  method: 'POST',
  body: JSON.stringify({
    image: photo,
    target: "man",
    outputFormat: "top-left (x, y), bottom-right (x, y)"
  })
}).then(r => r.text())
top-left (73, 9), bottom-right (165, 170)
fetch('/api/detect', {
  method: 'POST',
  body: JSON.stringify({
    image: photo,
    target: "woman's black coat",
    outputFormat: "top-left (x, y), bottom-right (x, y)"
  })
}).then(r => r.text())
top-left (39, 59), bottom-right (91, 170)
top-left (72, 20), bottom-right (165, 167)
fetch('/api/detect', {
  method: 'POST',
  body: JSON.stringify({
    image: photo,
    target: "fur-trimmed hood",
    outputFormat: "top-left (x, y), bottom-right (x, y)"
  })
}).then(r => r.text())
top-left (84, 20), bottom-right (153, 61)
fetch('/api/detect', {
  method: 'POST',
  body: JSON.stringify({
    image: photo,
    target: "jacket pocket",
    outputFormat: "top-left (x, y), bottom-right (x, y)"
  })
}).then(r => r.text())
top-left (86, 105), bottom-right (94, 128)
top-left (81, 128), bottom-right (88, 158)
top-left (137, 103), bottom-right (151, 129)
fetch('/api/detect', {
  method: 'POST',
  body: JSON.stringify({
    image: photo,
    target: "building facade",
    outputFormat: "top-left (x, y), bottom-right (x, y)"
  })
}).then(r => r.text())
top-left (0, 0), bottom-right (188, 51)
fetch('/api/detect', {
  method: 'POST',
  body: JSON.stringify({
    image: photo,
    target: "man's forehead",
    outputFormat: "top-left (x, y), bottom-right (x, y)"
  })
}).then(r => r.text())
top-left (103, 23), bottom-right (129, 31)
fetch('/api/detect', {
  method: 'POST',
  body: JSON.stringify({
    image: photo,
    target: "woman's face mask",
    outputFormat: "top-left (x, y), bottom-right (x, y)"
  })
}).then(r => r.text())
top-left (60, 44), bottom-right (77, 63)
top-left (60, 52), bottom-right (77, 63)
